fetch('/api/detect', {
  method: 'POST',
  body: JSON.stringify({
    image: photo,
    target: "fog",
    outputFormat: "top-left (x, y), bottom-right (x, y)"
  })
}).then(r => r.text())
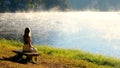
top-left (0, 11), bottom-right (120, 58)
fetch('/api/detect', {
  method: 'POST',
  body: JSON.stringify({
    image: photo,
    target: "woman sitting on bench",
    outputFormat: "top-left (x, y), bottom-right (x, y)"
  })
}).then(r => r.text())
top-left (23, 27), bottom-right (37, 53)
top-left (12, 27), bottom-right (38, 62)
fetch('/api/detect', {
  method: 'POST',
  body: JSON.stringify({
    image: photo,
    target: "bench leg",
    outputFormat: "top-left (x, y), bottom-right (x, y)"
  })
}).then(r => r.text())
top-left (26, 55), bottom-right (33, 62)
top-left (15, 53), bottom-right (23, 61)
top-left (26, 56), bottom-right (38, 63)
top-left (34, 57), bottom-right (37, 61)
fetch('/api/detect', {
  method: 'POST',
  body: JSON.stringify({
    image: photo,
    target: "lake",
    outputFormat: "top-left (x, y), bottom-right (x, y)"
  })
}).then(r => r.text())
top-left (0, 12), bottom-right (120, 58)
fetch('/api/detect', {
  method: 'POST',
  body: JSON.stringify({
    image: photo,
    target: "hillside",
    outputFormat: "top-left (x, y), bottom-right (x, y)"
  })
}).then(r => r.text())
top-left (0, 39), bottom-right (120, 68)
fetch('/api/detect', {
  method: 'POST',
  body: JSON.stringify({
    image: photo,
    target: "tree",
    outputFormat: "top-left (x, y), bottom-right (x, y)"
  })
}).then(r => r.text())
top-left (41, 0), bottom-right (68, 10)
top-left (0, 0), bottom-right (69, 12)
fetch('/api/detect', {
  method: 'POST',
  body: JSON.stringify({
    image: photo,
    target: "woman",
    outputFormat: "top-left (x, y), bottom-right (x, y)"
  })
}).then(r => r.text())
top-left (23, 27), bottom-right (37, 53)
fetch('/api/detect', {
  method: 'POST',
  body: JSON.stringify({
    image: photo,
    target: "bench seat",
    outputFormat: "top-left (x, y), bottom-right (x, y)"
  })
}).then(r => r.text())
top-left (13, 50), bottom-right (39, 56)
top-left (13, 50), bottom-right (39, 62)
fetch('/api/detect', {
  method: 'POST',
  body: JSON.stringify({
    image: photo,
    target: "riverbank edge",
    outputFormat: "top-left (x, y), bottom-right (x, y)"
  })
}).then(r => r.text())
top-left (0, 39), bottom-right (120, 68)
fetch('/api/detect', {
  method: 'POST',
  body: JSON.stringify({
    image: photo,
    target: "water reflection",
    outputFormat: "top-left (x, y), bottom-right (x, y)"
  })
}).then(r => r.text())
top-left (0, 12), bottom-right (120, 58)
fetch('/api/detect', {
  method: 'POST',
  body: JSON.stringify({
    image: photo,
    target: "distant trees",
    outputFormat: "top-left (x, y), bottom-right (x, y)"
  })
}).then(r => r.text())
top-left (0, 0), bottom-right (32, 12)
top-left (41, 0), bottom-right (68, 10)
top-left (0, 0), bottom-right (69, 12)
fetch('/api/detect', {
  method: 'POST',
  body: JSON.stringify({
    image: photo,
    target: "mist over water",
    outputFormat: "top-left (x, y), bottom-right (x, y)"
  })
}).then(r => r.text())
top-left (0, 11), bottom-right (120, 58)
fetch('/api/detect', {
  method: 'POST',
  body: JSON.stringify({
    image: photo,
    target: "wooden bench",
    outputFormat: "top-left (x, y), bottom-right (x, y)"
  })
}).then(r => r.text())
top-left (13, 50), bottom-right (39, 62)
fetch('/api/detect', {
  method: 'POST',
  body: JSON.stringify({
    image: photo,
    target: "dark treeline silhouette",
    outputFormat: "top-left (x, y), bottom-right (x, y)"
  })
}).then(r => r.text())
top-left (0, 0), bottom-right (69, 12)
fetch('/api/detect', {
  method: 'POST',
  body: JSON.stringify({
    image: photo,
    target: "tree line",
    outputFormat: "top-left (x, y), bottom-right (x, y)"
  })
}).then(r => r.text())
top-left (0, 0), bottom-right (69, 12)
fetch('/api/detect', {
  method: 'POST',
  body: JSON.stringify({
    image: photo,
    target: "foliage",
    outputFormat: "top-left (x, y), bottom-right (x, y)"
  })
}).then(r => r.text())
top-left (41, 0), bottom-right (68, 10)
top-left (0, 0), bottom-right (69, 12)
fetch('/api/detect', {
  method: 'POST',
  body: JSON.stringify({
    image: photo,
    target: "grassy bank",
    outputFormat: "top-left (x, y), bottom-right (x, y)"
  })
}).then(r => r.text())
top-left (0, 39), bottom-right (120, 68)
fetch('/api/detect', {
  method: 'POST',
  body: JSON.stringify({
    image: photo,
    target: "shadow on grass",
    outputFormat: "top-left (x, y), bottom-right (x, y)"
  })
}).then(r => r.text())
top-left (0, 55), bottom-right (30, 64)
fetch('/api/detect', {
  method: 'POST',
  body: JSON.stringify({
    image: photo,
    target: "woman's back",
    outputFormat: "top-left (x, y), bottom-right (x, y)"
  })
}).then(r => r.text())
top-left (23, 27), bottom-right (37, 53)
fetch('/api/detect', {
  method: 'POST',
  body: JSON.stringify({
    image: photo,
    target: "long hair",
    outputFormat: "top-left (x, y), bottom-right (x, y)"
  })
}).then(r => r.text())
top-left (23, 27), bottom-right (31, 44)
top-left (24, 27), bottom-right (30, 36)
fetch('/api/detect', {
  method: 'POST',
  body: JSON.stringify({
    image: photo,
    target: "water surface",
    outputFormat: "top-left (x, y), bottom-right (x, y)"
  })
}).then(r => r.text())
top-left (0, 12), bottom-right (120, 58)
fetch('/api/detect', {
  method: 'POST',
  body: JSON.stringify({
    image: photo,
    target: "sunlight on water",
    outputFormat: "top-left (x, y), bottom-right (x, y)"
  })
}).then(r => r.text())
top-left (0, 11), bottom-right (120, 58)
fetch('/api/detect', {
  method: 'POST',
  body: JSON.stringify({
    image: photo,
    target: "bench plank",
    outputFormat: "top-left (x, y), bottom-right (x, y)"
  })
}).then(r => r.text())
top-left (24, 53), bottom-right (39, 56)
top-left (13, 50), bottom-right (23, 53)
top-left (13, 50), bottom-right (39, 56)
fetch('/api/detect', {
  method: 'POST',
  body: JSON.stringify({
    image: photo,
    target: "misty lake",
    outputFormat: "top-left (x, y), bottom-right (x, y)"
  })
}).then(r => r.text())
top-left (0, 12), bottom-right (120, 58)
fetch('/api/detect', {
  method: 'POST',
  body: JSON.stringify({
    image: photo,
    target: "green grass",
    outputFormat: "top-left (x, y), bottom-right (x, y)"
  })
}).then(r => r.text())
top-left (36, 45), bottom-right (120, 67)
top-left (0, 39), bottom-right (120, 68)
